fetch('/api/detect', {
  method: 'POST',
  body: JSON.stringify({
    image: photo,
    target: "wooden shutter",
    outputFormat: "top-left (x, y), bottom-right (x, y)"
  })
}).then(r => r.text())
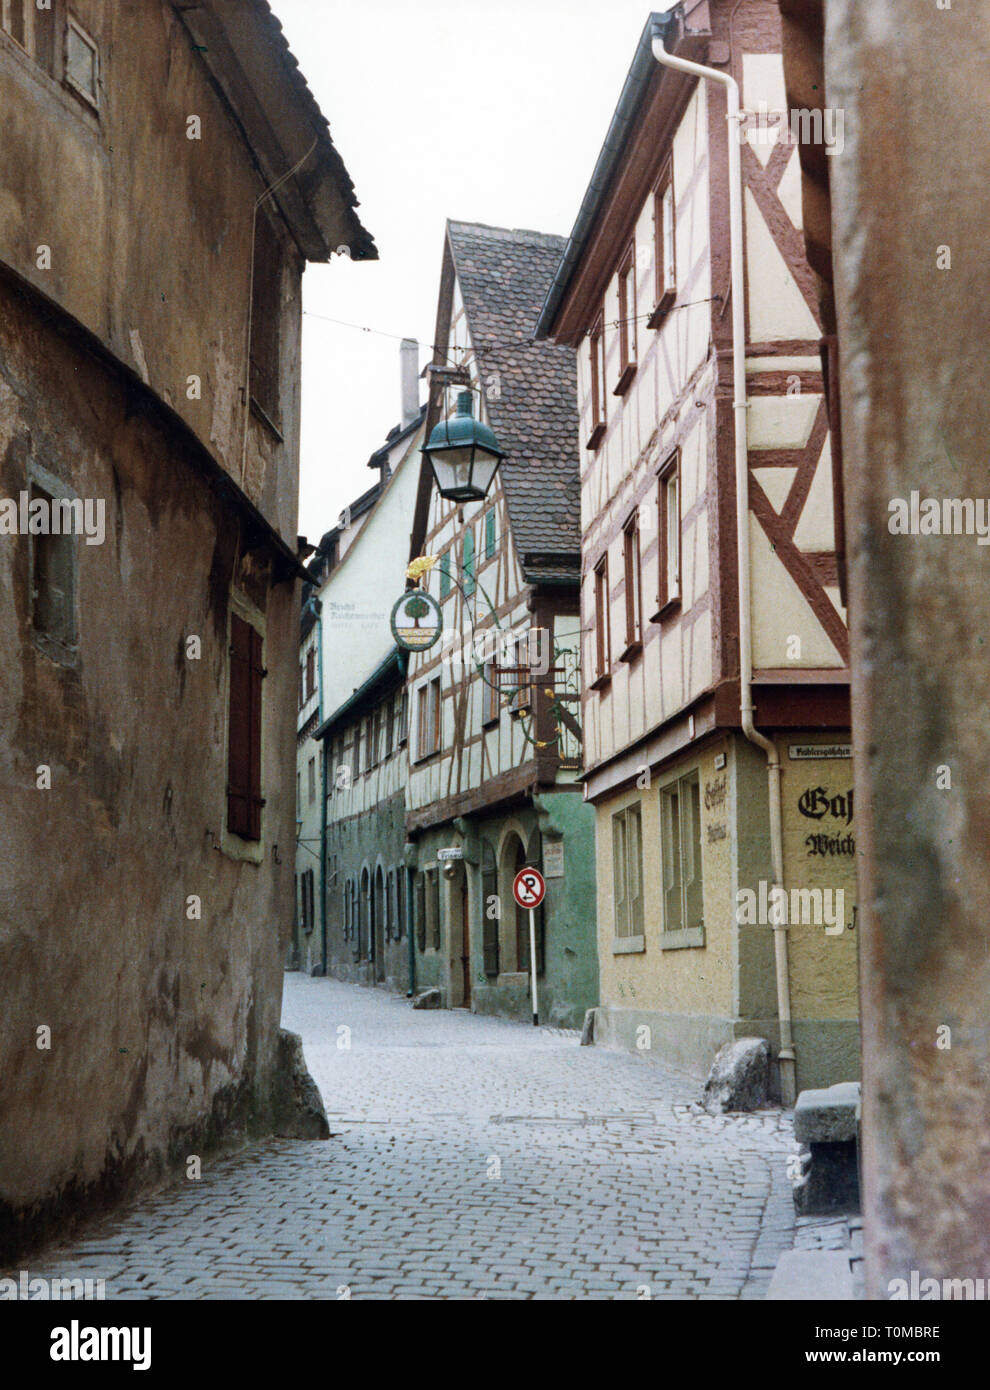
top-left (416, 874), bottom-right (427, 952)
top-left (227, 613), bottom-right (264, 840)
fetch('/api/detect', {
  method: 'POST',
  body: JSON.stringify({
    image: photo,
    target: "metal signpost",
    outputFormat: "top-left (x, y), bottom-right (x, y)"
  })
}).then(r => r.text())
top-left (512, 866), bottom-right (546, 1026)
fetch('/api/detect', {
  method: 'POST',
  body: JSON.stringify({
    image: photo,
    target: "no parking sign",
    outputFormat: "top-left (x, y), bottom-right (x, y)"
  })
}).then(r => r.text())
top-left (512, 867), bottom-right (546, 1025)
top-left (512, 866), bottom-right (546, 910)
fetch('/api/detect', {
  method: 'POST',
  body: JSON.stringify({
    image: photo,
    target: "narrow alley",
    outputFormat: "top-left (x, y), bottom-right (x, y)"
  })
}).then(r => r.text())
top-left (19, 976), bottom-right (802, 1300)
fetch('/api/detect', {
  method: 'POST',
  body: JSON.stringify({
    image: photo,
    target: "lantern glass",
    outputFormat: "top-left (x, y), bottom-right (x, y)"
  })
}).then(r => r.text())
top-left (422, 390), bottom-right (506, 502)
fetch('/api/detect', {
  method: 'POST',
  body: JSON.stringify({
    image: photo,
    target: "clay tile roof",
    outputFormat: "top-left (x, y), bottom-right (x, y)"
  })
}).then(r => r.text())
top-left (446, 221), bottom-right (581, 584)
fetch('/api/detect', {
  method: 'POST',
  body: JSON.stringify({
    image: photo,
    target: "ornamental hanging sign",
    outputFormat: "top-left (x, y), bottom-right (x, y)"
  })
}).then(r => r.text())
top-left (390, 590), bottom-right (443, 652)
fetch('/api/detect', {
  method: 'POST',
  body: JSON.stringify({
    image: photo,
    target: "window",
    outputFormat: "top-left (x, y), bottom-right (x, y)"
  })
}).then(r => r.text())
top-left (507, 632), bottom-right (531, 717)
top-left (249, 209), bottom-right (282, 427)
top-left (296, 770), bottom-right (301, 810)
top-left (660, 771), bottom-right (704, 945)
top-left (462, 526), bottom-right (475, 596)
top-left (651, 163), bottom-right (676, 325)
top-left (587, 312), bottom-right (607, 450)
top-left (484, 507), bottom-right (496, 559)
top-left (482, 659), bottom-right (500, 726)
top-left (301, 869), bottom-right (315, 934)
top-left (352, 721), bottom-right (361, 780)
top-left (298, 663), bottom-right (304, 711)
top-left (612, 804), bottom-right (644, 944)
top-left (398, 688), bottom-right (409, 746)
top-left (656, 453), bottom-right (681, 617)
top-left (227, 612), bottom-right (265, 841)
top-left (307, 756), bottom-right (316, 805)
top-left (305, 647), bottom-right (316, 701)
top-left (368, 710), bottom-right (379, 769)
top-left (29, 480), bottom-right (78, 661)
top-left (622, 513), bottom-right (642, 659)
top-left (65, 15), bottom-right (99, 108)
top-left (383, 696), bottom-right (395, 759)
top-left (616, 242), bottom-right (638, 394)
top-left (432, 868), bottom-right (442, 951)
top-left (2, 2), bottom-right (56, 75)
top-left (416, 676), bottom-right (441, 759)
top-left (592, 555), bottom-right (611, 686)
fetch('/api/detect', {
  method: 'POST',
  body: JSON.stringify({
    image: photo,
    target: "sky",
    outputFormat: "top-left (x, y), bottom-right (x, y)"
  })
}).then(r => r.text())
top-left (270, 0), bottom-right (666, 543)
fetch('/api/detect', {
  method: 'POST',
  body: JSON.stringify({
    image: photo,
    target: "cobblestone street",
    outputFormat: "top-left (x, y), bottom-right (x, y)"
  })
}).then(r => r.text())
top-left (18, 974), bottom-right (802, 1300)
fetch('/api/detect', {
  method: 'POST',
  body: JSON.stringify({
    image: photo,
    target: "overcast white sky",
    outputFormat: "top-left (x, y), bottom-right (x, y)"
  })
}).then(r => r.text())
top-left (270, 0), bottom-right (664, 543)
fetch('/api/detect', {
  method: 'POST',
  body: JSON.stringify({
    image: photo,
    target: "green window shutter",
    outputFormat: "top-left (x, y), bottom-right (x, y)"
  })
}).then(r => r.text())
top-left (485, 507), bottom-right (496, 558)
top-left (439, 551), bottom-right (451, 599)
top-left (463, 528), bottom-right (475, 596)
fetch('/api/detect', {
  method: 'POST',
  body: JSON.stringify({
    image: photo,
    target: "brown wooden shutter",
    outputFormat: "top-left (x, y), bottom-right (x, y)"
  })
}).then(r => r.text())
top-left (227, 613), bottom-right (264, 841)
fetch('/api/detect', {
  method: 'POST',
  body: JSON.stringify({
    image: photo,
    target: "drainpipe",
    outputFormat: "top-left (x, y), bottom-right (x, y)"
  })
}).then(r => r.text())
top-left (652, 28), bottom-right (796, 1104)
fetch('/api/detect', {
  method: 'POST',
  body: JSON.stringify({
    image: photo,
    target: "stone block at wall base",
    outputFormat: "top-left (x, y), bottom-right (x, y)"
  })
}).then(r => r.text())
top-left (271, 1030), bottom-right (330, 1140)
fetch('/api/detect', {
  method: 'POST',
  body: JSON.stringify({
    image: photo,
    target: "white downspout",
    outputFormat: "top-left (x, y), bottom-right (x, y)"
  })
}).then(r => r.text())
top-left (652, 31), bottom-right (796, 1104)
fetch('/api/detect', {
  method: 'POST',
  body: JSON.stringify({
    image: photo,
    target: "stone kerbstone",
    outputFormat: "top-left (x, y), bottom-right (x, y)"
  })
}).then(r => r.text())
top-left (412, 988), bottom-right (442, 1010)
top-left (702, 1037), bottom-right (771, 1113)
top-left (794, 1082), bottom-right (861, 1144)
top-left (272, 1029), bottom-right (330, 1140)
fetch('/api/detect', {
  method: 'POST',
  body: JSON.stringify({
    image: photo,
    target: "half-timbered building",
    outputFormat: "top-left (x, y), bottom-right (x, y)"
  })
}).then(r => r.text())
top-left (535, 2), bottom-right (857, 1094)
top-left (404, 221), bottom-right (598, 1027)
top-left (292, 390), bottom-right (426, 983)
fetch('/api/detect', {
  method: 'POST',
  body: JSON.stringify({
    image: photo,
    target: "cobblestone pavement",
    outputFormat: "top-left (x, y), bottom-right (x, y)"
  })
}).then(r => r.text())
top-left (15, 974), bottom-right (799, 1300)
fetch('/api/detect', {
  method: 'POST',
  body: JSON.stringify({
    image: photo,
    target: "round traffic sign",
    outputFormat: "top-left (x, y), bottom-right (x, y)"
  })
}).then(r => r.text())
top-left (512, 866), bottom-right (546, 910)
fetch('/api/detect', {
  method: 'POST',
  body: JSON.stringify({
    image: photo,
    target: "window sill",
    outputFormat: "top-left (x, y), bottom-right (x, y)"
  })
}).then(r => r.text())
top-left (660, 927), bottom-right (705, 951)
top-left (588, 671), bottom-right (612, 693)
top-left (650, 596), bottom-right (681, 625)
top-left (613, 363), bottom-right (637, 396)
top-left (413, 749), bottom-right (442, 766)
top-left (647, 290), bottom-right (677, 330)
top-left (613, 935), bottom-right (645, 955)
top-left (619, 640), bottom-right (642, 664)
top-left (482, 715), bottom-right (500, 729)
top-left (586, 422), bottom-right (606, 452)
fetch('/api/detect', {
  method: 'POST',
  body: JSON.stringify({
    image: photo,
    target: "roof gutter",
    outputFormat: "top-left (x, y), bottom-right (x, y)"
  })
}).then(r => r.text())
top-left (651, 26), bottom-right (796, 1106)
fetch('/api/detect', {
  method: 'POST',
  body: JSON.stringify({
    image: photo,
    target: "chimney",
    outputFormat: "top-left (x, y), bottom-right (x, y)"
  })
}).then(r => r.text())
top-left (400, 338), bottom-right (419, 429)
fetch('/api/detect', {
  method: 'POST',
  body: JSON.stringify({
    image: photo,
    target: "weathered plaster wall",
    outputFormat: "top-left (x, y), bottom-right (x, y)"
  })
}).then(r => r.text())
top-left (827, 0), bottom-right (990, 1295)
top-left (0, 275), bottom-right (295, 1259)
top-left (0, 0), bottom-right (302, 544)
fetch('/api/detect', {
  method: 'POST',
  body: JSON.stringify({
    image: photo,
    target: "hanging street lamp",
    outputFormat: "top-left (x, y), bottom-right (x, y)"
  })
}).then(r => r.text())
top-left (421, 389), bottom-right (507, 503)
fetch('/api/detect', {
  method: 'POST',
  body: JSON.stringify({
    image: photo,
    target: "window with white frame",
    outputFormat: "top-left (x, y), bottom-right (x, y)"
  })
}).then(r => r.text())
top-left (660, 770), bottom-right (704, 942)
top-left (612, 803), bottom-right (644, 942)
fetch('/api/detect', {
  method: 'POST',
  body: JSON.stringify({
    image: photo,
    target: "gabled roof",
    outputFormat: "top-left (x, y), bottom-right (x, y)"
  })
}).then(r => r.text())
top-left (172, 0), bottom-right (376, 262)
top-left (534, 10), bottom-right (677, 340)
top-left (441, 221), bottom-right (581, 583)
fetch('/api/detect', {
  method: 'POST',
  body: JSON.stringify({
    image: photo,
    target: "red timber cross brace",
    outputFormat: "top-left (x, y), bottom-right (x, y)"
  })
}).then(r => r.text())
top-left (228, 612), bottom-right (266, 840)
top-left (740, 132), bottom-right (848, 665)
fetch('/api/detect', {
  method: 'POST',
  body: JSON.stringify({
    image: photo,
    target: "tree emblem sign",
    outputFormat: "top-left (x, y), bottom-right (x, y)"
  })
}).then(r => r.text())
top-left (390, 590), bottom-right (443, 652)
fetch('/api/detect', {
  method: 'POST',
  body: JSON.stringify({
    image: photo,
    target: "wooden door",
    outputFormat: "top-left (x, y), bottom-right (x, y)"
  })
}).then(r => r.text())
top-left (461, 884), bottom-right (471, 1008)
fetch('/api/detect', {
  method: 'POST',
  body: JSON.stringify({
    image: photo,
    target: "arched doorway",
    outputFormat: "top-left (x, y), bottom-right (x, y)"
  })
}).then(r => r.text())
top-left (374, 864), bottom-right (386, 983)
